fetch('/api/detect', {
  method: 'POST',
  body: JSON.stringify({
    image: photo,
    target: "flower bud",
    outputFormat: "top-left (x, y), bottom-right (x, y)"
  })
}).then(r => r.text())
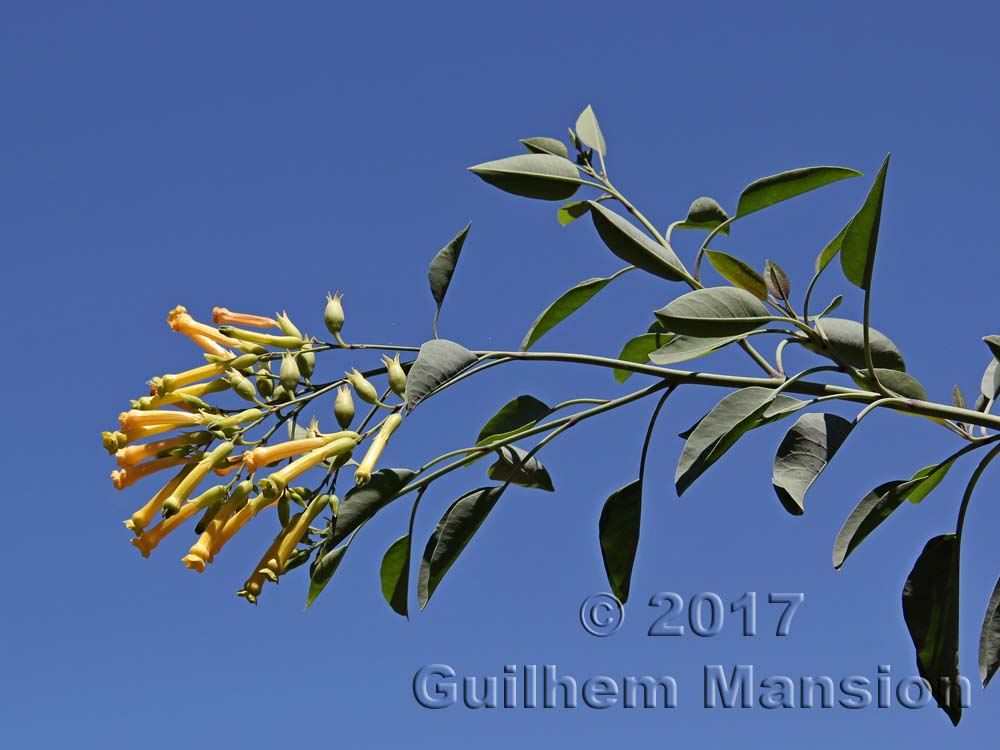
top-left (296, 343), bottom-right (315, 379)
top-left (102, 431), bottom-right (127, 454)
top-left (217, 326), bottom-right (303, 350)
top-left (334, 384), bottom-right (355, 428)
top-left (279, 354), bottom-right (301, 392)
top-left (324, 292), bottom-right (345, 336)
top-left (255, 367), bottom-right (274, 398)
top-left (269, 384), bottom-right (290, 403)
top-left (381, 353), bottom-right (407, 398)
top-left (345, 368), bottom-right (379, 405)
top-left (226, 370), bottom-right (257, 402)
top-left (276, 311), bottom-right (302, 339)
top-left (354, 413), bottom-right (402, 486)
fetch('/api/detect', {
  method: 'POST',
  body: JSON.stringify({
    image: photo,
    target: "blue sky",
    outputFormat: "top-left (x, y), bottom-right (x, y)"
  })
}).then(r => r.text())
top-left (3, 1), bottom-right (1000, 746)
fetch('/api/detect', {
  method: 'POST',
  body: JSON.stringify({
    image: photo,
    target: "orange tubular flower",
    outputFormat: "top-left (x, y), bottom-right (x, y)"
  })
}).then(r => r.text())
top-left (167, 305), bottom-right (243, 348)
top-left (212, 307), bottom-right (278, 329)
top-left (257, 436), bottom-right (358, 499)
top-left (188, 333), bottom-right (233, 358)
top-left (272, 494), bottom-right (331, 574)
top-left (115, 432), bottom-right (209, 467)
top-left (157, 361), bottom-right (229, 393)
top-left (119, 409), bottom-right (204, 432)
top-left (182, 498), bottom-right (239, 572)
top-left (131, 485), bottom-right (226, 558)
top-left (240, 430), bottom-right (357, 472)
top-left (238, 533), bottom-right (287, 605)
top-left (124, 465), bottom-right (196, 536)
top-left (111, 455), bottom-right (195, 490)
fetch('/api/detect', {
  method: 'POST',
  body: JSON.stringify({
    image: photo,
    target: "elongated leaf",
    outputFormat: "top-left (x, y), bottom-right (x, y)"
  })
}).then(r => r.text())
top-left (981, 359), bottom-right (1000, 401)
top-left (902, 534), bottom-right (962, 726)
top-left (985, 335), bottom-right (1000, 362)
top-left (852, 369), bottom-right (927, 400)
top-left (953, 385), bottom-right (968, 411)
top-left (655, 287), bottom-right (773, 337)
top-left (841, 155), bottom-right (890, 289)
top-left (648, 332), bottom-right (748, 365)
top-left (330, 468), bottom-right (416, 547)
top-left (832, 480), bottom-right (907, 569)
top-left (575, 105), bottom-right (607, 156)
top-left (815, 220), bottom-right (852, 274)
top-left (772, 413), bottom-right (853, 515)
top-left (599, 480), bottom-right (641, 603)
top-left (736, 166), bottom-right (862, 218)
top-left (520, 271), bottom-right (625, 351)
top-left (764, 259), bottom-right (791, 302)
top-left (418, 486), bottom-right (504, 609)
top-left (614, 332), bottom-right (672, 382)
top-left (557, 200), bottom-right (591, 226)
top-left (903, 462), bottom-right (952, 505)
top-left (816, 295), bottom-right (843, 319)
top-left (811, 317), bottom-right (906, 371)
top-left (477, 395), bottom-right (551, 445)
top-left (305, 543), bottom-right (349, 610)
top-left (675, 196), bottom-right (730, 234)
top-left (520, 137), bottom-right (568, 159)
top-left (428, 223), bottom-right (471, 337)
top-left (469, 153), bottom-right (582, 201)
top-left (588, 202), bottom-right (687, 282)
top-left (979, 577), bottom-right (1000, 687)
top-left (380, 535), bottom-right (410, 617)
top-left (405, 339), bottom-right (478, 411)
top-left (487, 445), bottom-right (554, 491)
top-left (705, 250), bottom-right (767, 299)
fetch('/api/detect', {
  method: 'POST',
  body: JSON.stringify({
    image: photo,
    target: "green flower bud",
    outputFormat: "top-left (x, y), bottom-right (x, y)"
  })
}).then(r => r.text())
top-left (279, 354), bottom-right (300, 391)
top-left (276, 311), bottom-right (302, 339)
top-left (345, 368), bottom-right (378, 405)
top-left (334, 384), bottom-right (355, 428)
top-left (230, 479), bottom-right (254, 505)
top-left (255, 367), bottom-right (274, 398)
top-left (381, 353), bottom-right (407, 397)
top-left (296, 343), bottom-right (316, 379)
top-left (324, 292), bottom-right (345, 336)
top-left (218, 326), bottom-right (304, 350)
top-left (277, 495), bottom-right (291, 527)
top-left (236, 342), bottom-right (269, 356)
top-left (227, 370), bottom-right (258, 403)
top-left (270, 384), bottom-right (290, 403)
top-left (228, 353), bottom-right (261, 371)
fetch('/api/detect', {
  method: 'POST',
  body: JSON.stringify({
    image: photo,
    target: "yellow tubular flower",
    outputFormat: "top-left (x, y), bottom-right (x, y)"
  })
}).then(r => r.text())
top-left (212, 307), bottom-right (278, 329)
top-left (119, 409), bottom-right (204, 432)
top-left (216, 326), bottom-right (303, 350)
top-left (160, 442), bottom-right (234, 517)
top-left (272, 494), bottom-right (331, 574)
top-left (124, 465), bottom-right (196, 535)
top-left (354, 413), bottom-right (402, 487)
top-left (131, 485), bottom-right (226, 558)
top-left (241, 431), bottom-right (358, 472)
top-left (135, 379), bottom-right (230, 410)
top-left (182, 498), bottom-right (239, 572)
top-left (111, 455), bottom-right (195, 490)
top-left (189, 333), bottom-right (234, 358)
top-left (257, 436), bottom-right (358, 499)
top-left (115, 432), bottom-right (210, 467)
top-left (158, 361), bottom-right (229, 393)
top-left (168, 305), bottom-right (243, 348)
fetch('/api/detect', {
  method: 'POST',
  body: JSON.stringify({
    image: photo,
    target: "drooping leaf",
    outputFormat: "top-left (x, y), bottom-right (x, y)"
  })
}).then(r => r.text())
top-left (520, 271), bottom-right (627, 351)
top-left (487, 445), bottom-right (554, 491)
top-left (329, 468), bottom-right (416, 547)
top-left (772, 413), bottom-right (853, 515)
top-left (417, 486), bottom-right (505, 609)
top-left (984, 335), bottom-right (1000, 362)
top-left (468, 153), bottom-right (583, 201)
top-left (654, 287), bottom-right (774, 337)
top-left (477, 395), bottom-right (551, 445)
top-left (648, 332), bottom-right (750, 365)
top-left (588, 202), bottom-right (687, 282)
top-left (902, 534), bottom-right (963, 726)
top-left (832, 480), bottom-right (907, 569)
top-left (736, 166), bottom-right (862, 218)
top-left (380, 535), bottom-right (410, 617)
top-left (902, 462), bottom-right (953, 505)
top-left (305, 543), bottom-right (350, 610)
top-left (520, 137), bottom-right (569, 159)
top-left (674, 196), bottom-right (730, 234)
top-left (852, 369), bottom-right (927, 401)
top-left (575, 105), bottom-right (607, 156)
top-left (557, 200), bottom-right (591, 226)
top-left (614, 332), bottom-right (673, 382)
top-left (705, 250), bottom-right (767, 299)
top-left (599, 480), bottom-right (642, 603)
top-left (810, 317), bottom-right (906, 371)
top-left (840, 155), bottom-right (890, 289)
top-left (764, 259), bottom-right (791, 302)
top-left (979, 577), bottom-right (1000, 687)
top-left (428, 223), bottom-right (471, 337)
top-left (405, 339), bottom-right (478, 411)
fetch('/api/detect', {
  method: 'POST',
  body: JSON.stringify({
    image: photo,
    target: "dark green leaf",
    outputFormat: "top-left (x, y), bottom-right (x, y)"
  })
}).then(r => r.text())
top-left (380, 535), bottom-right (410, 617)
top-left (815, 220), bottom-right (852, 274)
top-left (469, 154), bottom-right (582, 201)
top-left (902, 462), bottom-right (952, 505)
top-left (675, 196), bottom-right (730, 234)
top-left (599, 480), bottom-right (642, 603)
top-left (588, 202), bottom-right (687, 282)
top-left (487, 445), bottom-right (554, 491)
top-left (772, 413), bottom-right (853, 515)
top-left (405, 339), bottom-right (478, 411)
top-left (648, 332), bottom-right (749, 365)
top-left (614, 332), bottom-right (673, 382)
top-left (520, 271), bottom-right (626, 351)
top-left (811, 317), bottom-right (906, 371)
top-left (330, 468), bottom-right (416, 547)
top-left (477, 395), bottom-right (551, 445)
top-left (764, 260), bottom-right (791, 302)
top-left (816, 295), bottom-right (843, 319)
top-left (902, 534), bottom-right (962, 726)
top-left (979, 577), bottom-right (1000, 687)
top-left (705, 250), bottom-right (767, 299)
top-left (852, 369), bottom-right (927, 401)
top-left (305, 543), bottom-right (349, 610)
top-left (736, 166), bottom-right (862, 218)
top-left (840, 155), bottom-right (890, 289)
top-left (520, 137), bottom-right (569, 159)
top-left (832, 480), bottom-right (907, 569)
top-left (557, 200), bottom-right (591, 226)
top-left (654, 287), bottom-right (774, 337)
top-left (575, 105), bottom-right (607, 156)
top-left (418, 486), bottom-right (505, 609)
top-left (428, 223), bottom-right (472, 337)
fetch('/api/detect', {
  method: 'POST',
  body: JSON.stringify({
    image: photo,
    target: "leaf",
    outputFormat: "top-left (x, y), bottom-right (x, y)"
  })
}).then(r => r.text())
top-left (705, 250), bottom-right (767, 299)
top-left (575, 105), bottom-right (607, 156)
top-left (903, 462), bottom-right (952, 505)
top-left (405, 339), bottom-right (478, 411)
top-left (380, 535), bottom-right (410, 617)
top-left (417, 486), bottom-right (505, 609)
top-left (614, 332), bottom-right (673, 382)
top-left (520, 271), bottom-right (626, 351)
top-left (330, 468), bottom-right (416, 547)
top-left (468, 153), bottom-right (582, 201)
top-left (772, 413), bottom-right (853, 515)
top-left (815, 220), bottom-right (852, 274)
top-left (557, 201), bottom-right (591, 226)
top-left (981, 359), bottom-right (1000, 401)
top-left (840, 155), bottom-right (890, 289)
top-left (654, 287), bottom-right (774, 337)
top-left (520, 137), bottom-right (568, 159)
top-left (675, 197), bottom-right (730, 234)
top-left (599, 480), bottom-right (642, 603)
top-left (764, 259), bottom-right (791, 302)
top-left (832, 480), bottom-right (907, 569)
top-left (648, 332), bottom-right (749, 365)
top-left (985, 335), bottom-right (1000, 362)
top-left (902, 534), bottom-right (963, 726)
top-left (588, 201), bottom-right (687, 282)
top-left (305, 543), bottom-right (349, 610)
top-left (816, 295), bottom-right (843, 319)
top-left (477, 395), bottom-right (551, 445)
top-left (736, 166), bottom-right (862, 218)
top-left (428, 223), bottom-right (471, 337)
top-left (811, 317), bottom-right (906, 371)
top-left (953, 385), bottom-right (968, 411)
top-left (853, 369), bottom-right (927, 401)
top-left (979, 577), bottom-right (1000, 687)
top-left (487, 445), bottom-right (554, 491)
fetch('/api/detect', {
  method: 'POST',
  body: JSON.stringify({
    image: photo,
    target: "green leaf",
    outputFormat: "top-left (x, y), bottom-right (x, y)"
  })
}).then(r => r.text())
top-left (675, 196), bottom-right (730, 234)
top-left (816, 295), bottom-right (843, 319)
top-left (852, 369), bottom-right (927, 400)
top-left (984, 335), bottom-right (1000, 362)
top-left (487, 445), bottom-right (554, 491)
top-left (588, 202), bottom-right (687, 282)
top-left (979, 577), bottom-right (1000, 687)
top-left (648, 332), bottom-right (749, 365)
top-left (676, 386), bottom-right (805, 495)
top-left (599, 480), bottom-right (642, 603)
top-left (405, 339), bottom-right (478, 411)
top-left (520, 137), bottom-right (569, 159)
top-left (575, 105), bottom-right (607, 156)
top-left (418, 486), bottom-right (505, 609)
top-left (305, 543), bottom-right (349, 610)
top-left (772, 413), bottom-right (853, 515)
top-left (477, 395), bottom-right (552, 445)
top-left (840, 155), bottom-right (890, 289)
top-left (330, 468), bottom-right (416, 547)
top-left (953, 385), bottom-right (968, 411)
top-left (557, 200), bottom-right (591, 226)
top-left (981, 359), bottom-right (1000, 401)
top-left (520, 271), bottom-right (627, 351)
top-left (614, 332), bottom-right (673, 382)
top-left (832, 480), bottom-right (907, 569)
top-left (811, 317), bottom-right (906, 371)
top-left (380, 535), bottom-right (410, 617)
top-left (903, 462), bottom-right (952, 505)
top-left (764, 259), bottom-right (791, 302)
top-left (654, 287), bottom-right (774, 337)
top-left (428, 223), bottom-right (471, 338)
top-left (736, 166), bottom-right (862, 218)
top-left (705, 250), bottom-right (767, 300)
top-left (469, 153), bottom-right (583, 201)
top-left (815, 220), bottom-right (852, 274)
top-left (902, 534), bottom-right (963, 726)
